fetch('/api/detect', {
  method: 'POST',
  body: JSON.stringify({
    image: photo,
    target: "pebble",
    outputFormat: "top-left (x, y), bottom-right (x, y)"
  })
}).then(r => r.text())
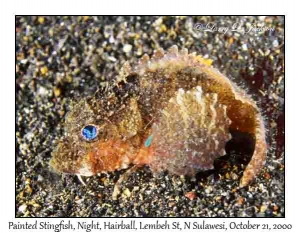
top-left (122, 188), bottom-right (131, 198)
top-left (38, 17), bottom-right (45, 24)
top-left (123, 44), bottom-right (133, 53)
top-left (37, 86), bottom-right (48, 96)
top-left (273, 40), bottom-right (279, 48)
top-left (242, 44), bottom-right (248, 51)
top-left (53, 87), bottom-right (61, 97)
top-left (184, 191), bottom-right (197, 200)
top-left (237, 197), bottom-right (245, 205)
top-left (40, 66), bottom-right (48, 75)
top-left (205, 186), bottom-right (213, 194)
top-left (37, 175), bottom-right (44, 182)
top-left (260, 204), bottom-right (268, 213)
top-left (18, 204), bottom-right (27, 213)
top-left (168, 201), bottom-right (176, 207)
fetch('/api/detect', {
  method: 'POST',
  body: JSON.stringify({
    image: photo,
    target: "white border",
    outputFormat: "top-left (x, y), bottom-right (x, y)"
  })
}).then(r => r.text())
top-left (1, 0), bottom-right (299, 232)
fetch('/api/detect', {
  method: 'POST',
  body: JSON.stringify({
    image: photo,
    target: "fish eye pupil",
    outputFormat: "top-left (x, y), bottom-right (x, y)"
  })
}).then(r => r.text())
top-left (82, 125), bottom-right (98, 141)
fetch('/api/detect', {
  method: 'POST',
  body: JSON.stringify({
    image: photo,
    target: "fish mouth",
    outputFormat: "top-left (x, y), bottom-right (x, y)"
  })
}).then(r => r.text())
top-left (49, 153), bottom-right (78, 175)
top-left (50, 152), bottom-right (94, 176)
top-left (49, 140), bottom-right (89, 175)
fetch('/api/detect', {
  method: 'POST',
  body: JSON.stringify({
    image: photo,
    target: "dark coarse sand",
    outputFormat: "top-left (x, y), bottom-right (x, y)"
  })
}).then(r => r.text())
top-left (16, 16), bottom-right (284, 217)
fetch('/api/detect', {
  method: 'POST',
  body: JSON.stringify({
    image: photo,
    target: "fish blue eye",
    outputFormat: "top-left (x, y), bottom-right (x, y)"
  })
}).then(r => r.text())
top-left (145, 135), bottom-right (153, 147)
top-left (81, 125), bottom-right (98, 141)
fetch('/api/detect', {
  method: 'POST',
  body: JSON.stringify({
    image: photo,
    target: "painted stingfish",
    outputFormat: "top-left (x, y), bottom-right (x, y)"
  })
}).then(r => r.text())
top-left (50, 45), bottom-right (267, 193)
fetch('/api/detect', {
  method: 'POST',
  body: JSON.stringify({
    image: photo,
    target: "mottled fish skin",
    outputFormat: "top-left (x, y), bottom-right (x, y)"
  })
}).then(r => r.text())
top-left (50, 45), bottom-right (267, 187)
top-left (149, 87), bottom-right (232, 176)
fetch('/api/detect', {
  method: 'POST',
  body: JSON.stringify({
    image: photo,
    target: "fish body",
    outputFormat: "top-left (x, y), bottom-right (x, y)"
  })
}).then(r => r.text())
top-left (50, 45), bottom-right (267, 187)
